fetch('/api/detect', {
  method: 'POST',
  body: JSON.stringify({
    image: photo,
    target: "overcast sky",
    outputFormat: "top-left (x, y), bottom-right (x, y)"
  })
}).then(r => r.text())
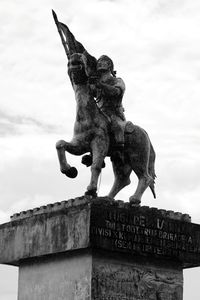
top-left (0, 0), bottom-right (200, 299)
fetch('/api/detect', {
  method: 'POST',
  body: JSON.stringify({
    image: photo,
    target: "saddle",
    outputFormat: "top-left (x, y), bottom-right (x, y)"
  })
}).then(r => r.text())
top-left (81, 121), bottom-right (135, 167)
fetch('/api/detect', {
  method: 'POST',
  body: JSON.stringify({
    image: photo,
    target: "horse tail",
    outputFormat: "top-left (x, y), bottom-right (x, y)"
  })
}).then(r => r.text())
top-left (148, 142), bottom-right (156, 199)
top-left (150, 181), bottom-right (156, 199)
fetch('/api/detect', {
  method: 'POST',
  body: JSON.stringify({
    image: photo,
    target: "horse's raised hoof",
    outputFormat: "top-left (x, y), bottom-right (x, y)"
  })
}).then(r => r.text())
top-left (85, 189), bottom-right (97, 197)
top-left (129, 196), bottom-right (141, 206)
top-left (82, 154), bottom-right (106, 169)
top-left (82, 155), bottom-right (92, 167)
top-left (63, 167), bottom-right (78, 178)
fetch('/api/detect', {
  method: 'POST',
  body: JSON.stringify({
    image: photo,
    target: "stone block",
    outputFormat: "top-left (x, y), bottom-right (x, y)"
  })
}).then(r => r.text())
top-left (0, 196), bottom-right (200, 299)
top-left (18, 250), bottom-right (183, 300)
top-left (18, 251), bottom-right (92, 300)
top-left (1, 197), bottom-right (200, 267)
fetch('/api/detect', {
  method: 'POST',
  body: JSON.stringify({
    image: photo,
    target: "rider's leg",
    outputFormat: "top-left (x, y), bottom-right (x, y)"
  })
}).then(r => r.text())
top-left (110, 119), bottom-right (125, 163)
top-left (111, 118), bottom-right (125, 145)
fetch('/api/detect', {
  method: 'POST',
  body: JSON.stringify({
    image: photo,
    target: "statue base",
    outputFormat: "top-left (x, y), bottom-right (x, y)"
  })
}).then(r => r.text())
top-left (18, 249), bottom-right (183, 299)
top-left (0, 196), bottom-right (200, 299)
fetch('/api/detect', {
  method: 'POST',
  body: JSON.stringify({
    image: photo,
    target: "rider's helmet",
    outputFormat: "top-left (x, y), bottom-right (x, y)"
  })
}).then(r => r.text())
top-left (97, 55), bottom-right (116, 76)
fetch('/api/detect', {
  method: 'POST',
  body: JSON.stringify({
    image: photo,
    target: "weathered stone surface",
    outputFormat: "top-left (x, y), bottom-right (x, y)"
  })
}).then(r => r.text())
top-left (18, 251), bottom-right (92, 300)
top-left (10, 196), bottom-right (191, 222)
top-left (0, 197), bottom-right (199, 268)
top-left (90, 201), bottom-right (199, 268)
top-left (92, 253), bottom-right (183, 300)
top-left (1, 196), bottom-right (200, 299)
top-left (18, 250), bottom-right (183, 300)
top-left (0, 200), bottom-right (90, 265)
top-left (10, 196), bottom-right (89, 221)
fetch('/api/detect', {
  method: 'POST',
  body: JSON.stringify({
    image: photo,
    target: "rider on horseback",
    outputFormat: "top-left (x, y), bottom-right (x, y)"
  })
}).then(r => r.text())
top-left (52, 13), bottom-right (126, 163)
top-left (53, 11), bottom-right (156, 202)
top-left (90, 55), bottom-right (126, 162)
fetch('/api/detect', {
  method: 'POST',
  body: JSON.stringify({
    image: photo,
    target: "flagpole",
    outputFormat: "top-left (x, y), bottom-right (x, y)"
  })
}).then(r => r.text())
top-left (52, 10), bottom-right (70, 58)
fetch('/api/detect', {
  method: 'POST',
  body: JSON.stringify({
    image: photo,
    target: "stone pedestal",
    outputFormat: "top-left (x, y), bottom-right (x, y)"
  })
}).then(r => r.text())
top-left (0, 197), bottom-right (200, 299)
top-left (18, 250), bottom-right (183, 300)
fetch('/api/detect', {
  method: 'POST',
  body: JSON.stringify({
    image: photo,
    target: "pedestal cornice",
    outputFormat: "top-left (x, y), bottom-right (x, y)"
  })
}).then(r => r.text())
top-left (0, 197), bottom-right (199, 268)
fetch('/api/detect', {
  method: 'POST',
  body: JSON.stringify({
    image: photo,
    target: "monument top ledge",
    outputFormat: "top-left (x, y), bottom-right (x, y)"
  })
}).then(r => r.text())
top-left (10, 196), bottom-right (191, 223)
top-left (1, 196), bottom-right (200, 268)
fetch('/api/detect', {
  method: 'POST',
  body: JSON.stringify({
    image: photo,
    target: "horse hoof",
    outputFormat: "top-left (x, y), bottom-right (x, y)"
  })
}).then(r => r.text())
top-left (129, 197), bottom-right (141, 206)
top-left (65, 167), bottom-right (78, 178)
top-left (85, 189), bottom-right (97, 197)
top-left (82, 155), bottom-right (92, 167)
top-left (82, 155), bottom-right (106, 169)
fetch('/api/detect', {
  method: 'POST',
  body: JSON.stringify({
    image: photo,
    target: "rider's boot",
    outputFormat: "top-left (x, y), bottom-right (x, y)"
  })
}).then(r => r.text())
top-left (111, 143), bottom-right (125, 164)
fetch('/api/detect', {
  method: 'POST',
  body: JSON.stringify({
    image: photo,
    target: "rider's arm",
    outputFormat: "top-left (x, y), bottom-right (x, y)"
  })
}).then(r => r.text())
top-left (89, 84), bottom-right (98, 97)
top-left (97, 78), bottom-right (125, 98)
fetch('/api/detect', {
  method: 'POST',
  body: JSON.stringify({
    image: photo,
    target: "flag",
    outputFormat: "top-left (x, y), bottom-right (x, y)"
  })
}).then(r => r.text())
top-left (52, 10), bottom-right (85, 57)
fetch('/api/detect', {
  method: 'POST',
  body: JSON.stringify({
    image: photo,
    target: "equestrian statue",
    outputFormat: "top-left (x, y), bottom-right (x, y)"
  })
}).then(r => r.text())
top-left (52, 11), bottom-right (156, 205)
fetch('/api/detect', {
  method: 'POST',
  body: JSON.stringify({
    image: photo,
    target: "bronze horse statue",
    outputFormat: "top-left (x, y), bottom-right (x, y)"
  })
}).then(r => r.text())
top-left (53, 11), bottom-right (156, 205)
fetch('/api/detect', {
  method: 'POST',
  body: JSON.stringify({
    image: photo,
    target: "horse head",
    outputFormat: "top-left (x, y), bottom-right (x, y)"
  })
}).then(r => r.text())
top-left (68, 53), bottom-right (88, 85)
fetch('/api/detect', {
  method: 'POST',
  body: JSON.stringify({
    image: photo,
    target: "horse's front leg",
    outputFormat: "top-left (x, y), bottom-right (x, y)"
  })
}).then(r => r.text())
top-left (85, 137), bottom-right (108, 197)
top-left (56, 139), bottom-right (84, 178)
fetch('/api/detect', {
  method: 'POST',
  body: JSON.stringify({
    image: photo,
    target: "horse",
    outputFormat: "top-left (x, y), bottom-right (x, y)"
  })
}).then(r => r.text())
top-left (55, 52), bottom-right (156, 205)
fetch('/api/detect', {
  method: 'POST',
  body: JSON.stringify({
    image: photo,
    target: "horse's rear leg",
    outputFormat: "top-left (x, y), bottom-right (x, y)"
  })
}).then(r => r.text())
top-left (108, 161), bottom-right (132, 199)
top-left (129, 173), bottom-right (153, 205)
top-left (56, 139), bottom-right (83, 178)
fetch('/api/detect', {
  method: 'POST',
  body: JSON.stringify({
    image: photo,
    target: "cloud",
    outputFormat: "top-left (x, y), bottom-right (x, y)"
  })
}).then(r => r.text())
top-left (0, 0), bottom-right (199, 219)
top-left (0, 265), bottom-right (17, 299)
top-left (0, 110), bottom-right (59, 136)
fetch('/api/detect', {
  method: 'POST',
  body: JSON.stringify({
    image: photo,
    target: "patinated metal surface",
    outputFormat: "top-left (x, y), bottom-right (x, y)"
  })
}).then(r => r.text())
top-left (52, 11), bottom-right (156, 205)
